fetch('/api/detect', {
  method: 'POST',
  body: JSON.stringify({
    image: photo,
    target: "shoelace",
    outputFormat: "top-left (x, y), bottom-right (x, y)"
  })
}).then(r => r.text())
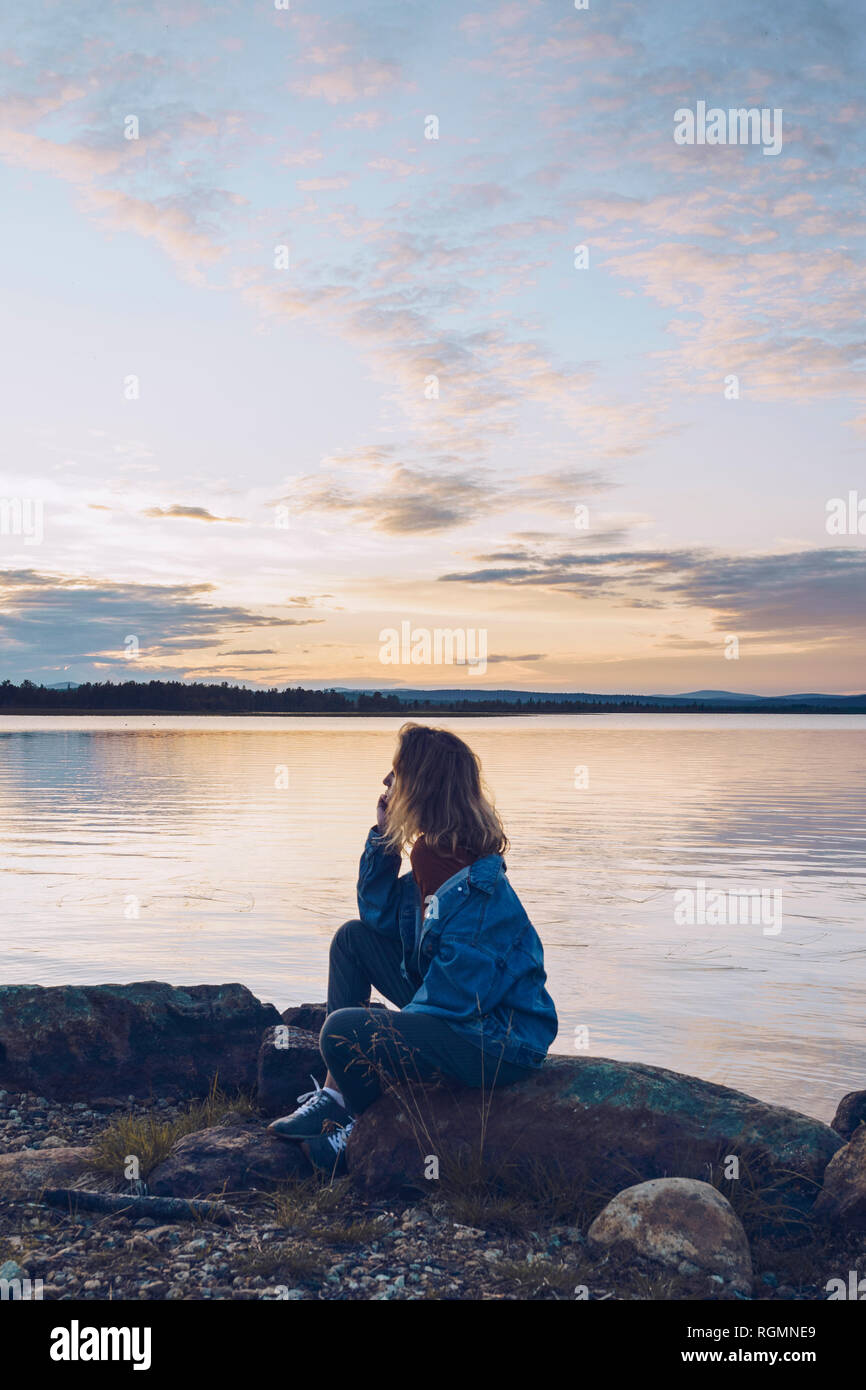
top-left (323, 1119), bottom-right (355, 1156)
top-left (294, 1076), bottom-right (328, 1114)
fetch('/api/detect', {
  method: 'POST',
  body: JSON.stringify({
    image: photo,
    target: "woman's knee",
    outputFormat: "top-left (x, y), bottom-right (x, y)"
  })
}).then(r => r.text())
top-left (329, 918), bottom-right (365, 957)
top-left (319, 1006), bottom-right (368, 1064)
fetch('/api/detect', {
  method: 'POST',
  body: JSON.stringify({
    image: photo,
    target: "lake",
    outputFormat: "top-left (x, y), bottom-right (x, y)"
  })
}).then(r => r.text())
top-left (0, 714), bottom-right (863, 1122)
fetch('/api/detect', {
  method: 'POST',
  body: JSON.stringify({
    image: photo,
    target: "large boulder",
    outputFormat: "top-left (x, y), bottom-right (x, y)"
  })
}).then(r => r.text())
top-left (147, 1113), bottom-right (309, 1198)
top-left (347, 1054), bottom-right (842, 1215)
top-left (0, 982), bottom-right (280, 1101)
top-left (0, 1146), bottom-right (97, 1198)
top-left (813, 1125), bottom-right (866, 1229)
top-left (281, 1003), bottom-right (328, 1034)
top-left (587, 1178), bottom-right (752, 1297)
top-left (830, 1090), bottom-right (866, 1143)
top-left (256, 1025), bottom-right (325, 1117)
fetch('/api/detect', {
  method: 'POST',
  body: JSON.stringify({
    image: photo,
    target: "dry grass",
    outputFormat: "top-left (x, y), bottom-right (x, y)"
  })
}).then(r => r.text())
top-left (490, 1256), bottom-right (585, 1297)
top-left (268, 1174), bottom-right (354, 1228)
top-left (240, 1243), bottom-right (327, 1283)
top-left (90, 1077), bottom-right (254, 1180)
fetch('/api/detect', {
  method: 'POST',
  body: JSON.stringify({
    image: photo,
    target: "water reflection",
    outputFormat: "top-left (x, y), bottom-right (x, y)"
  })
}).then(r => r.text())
top-left (0, 715), bottom-right (863, 1121)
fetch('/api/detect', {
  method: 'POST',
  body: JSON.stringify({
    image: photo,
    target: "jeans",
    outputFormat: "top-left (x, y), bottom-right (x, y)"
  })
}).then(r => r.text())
top-left (320, 918), bottom-right (534, 1116)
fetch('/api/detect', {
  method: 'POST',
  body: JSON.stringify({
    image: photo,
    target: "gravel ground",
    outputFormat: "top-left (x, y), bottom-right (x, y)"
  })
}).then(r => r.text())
top-left (0, 1088), bottom-right (857, 1301)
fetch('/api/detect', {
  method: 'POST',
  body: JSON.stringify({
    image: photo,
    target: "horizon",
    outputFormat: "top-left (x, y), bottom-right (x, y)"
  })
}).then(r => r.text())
top-left (4, 674), bottom-right (865, 706)
top-left (1, 2), bottom-right (865, 693)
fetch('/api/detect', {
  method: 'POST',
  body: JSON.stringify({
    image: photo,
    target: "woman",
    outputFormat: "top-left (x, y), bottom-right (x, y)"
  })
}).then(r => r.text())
top-left (269, 722), bottom-right (558, 1174)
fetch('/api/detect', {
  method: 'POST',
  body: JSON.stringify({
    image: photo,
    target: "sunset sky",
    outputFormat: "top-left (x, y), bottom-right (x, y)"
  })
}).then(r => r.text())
top-left (1, 0), bottom-right (864, 694)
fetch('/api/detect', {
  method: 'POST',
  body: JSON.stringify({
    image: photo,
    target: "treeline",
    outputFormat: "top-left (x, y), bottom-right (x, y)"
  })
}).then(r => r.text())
top-left (0, 678), bottom-right (647, 714)
top-left (0, 678), bottom-right (862, 715)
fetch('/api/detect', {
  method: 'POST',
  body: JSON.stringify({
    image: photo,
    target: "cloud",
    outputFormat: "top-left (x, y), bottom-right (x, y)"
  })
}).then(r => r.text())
top-left (282, 457), bottom-right (490, 534)
top-left (291, 57), bottom-right (403, 105)
top-left (141, 505), bottom-right (245, 523)
top-left (0, 569), bottom-right (324, 678)
top-left (297, 175), bottom-right (352, 192)
top-left (277, 452), bottom-right (615, 535)
top-left (438, 545), bottom-right (866, 645)
top-left (484, 652), bottom-right (546, 663)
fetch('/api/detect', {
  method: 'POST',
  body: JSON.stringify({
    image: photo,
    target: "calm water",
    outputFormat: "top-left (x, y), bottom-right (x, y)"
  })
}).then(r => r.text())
top-left (1, 714), bottom-right (864, 1122)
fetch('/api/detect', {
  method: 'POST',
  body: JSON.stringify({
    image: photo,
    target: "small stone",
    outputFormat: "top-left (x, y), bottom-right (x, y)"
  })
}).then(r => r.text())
top-left (146, 1226), bottom-right (183, 1242)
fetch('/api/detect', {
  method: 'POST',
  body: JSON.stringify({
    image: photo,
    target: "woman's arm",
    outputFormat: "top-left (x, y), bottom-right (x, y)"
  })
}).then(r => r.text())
top-left (357, 825), bottom-right (403, 934)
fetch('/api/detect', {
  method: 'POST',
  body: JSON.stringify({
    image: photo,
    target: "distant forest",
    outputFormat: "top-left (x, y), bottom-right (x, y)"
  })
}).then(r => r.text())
top-left (1, 679), bottom-right (864, 715)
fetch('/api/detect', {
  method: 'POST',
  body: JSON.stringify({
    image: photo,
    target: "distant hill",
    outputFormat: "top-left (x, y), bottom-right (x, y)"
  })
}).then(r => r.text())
top-left (334, 685), bottom-right (866, 710)
top-left (678, 689), bottom-right (860, 706)
top-left (678, 690), bottom-right (757, 700)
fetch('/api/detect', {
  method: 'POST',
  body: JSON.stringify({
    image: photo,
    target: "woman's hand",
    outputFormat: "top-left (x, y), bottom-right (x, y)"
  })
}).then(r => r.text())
top-left (376, 770), bottom-right (395, 832)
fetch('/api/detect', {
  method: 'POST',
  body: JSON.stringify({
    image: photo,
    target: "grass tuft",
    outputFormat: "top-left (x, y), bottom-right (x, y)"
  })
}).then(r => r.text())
top-left (90, 1076), bottom-right (254, 1180)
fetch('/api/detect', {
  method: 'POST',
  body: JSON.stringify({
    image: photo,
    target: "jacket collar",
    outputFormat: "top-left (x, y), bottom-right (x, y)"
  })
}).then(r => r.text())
top-left (467, 853), bottom-right (504, 894)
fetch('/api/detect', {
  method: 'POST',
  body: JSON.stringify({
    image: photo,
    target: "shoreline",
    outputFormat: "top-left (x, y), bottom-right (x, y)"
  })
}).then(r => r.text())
top-left (0, 984), bottom-right (861, 1303)
top-left (0, 1085), bottom-right (854, 1303)
top-left (3, 707), bottom-right (866, 718)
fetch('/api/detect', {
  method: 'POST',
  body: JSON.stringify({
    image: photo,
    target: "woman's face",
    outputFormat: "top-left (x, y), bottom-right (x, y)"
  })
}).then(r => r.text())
top-left (383, 768), bottom-right (395, 796)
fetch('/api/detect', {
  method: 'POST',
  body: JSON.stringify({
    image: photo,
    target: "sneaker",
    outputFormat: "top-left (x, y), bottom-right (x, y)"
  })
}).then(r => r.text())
top-left (303, 1119), bottom-right (355, 1176)
top-left (267, 1077), bottom-right (350, 1141)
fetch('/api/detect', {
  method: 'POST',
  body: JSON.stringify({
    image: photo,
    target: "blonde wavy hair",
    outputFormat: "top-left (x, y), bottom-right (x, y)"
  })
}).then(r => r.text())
top-left (381, 722), bottom-right (508, 858)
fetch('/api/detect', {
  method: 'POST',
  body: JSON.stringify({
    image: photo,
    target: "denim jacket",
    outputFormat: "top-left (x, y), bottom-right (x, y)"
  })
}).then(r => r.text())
top-left (357, 827), bottom-right (558, 1069)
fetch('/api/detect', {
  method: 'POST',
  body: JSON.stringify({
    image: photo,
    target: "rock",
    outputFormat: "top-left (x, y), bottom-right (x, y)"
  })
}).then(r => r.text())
top-left (280, 1003), bottom-right (328, 1034)
top-left (147, 1115), bottom-right (309, 1198)
top-left (0, 1146), bottom-right (97, 1197)
top-left (587, 1178), bottom-right (752, 1295)
top-left (830, 1090), bottom-right (866, 1142)
top-left (813, 1125), bottom-right (866, 1229)
top-left (0, 982), bottom-right (280, 1101)
top-left (256, 1025), bottom-right (325, 1117)
top-left (347, 1053), bottom-right (842, 1215)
